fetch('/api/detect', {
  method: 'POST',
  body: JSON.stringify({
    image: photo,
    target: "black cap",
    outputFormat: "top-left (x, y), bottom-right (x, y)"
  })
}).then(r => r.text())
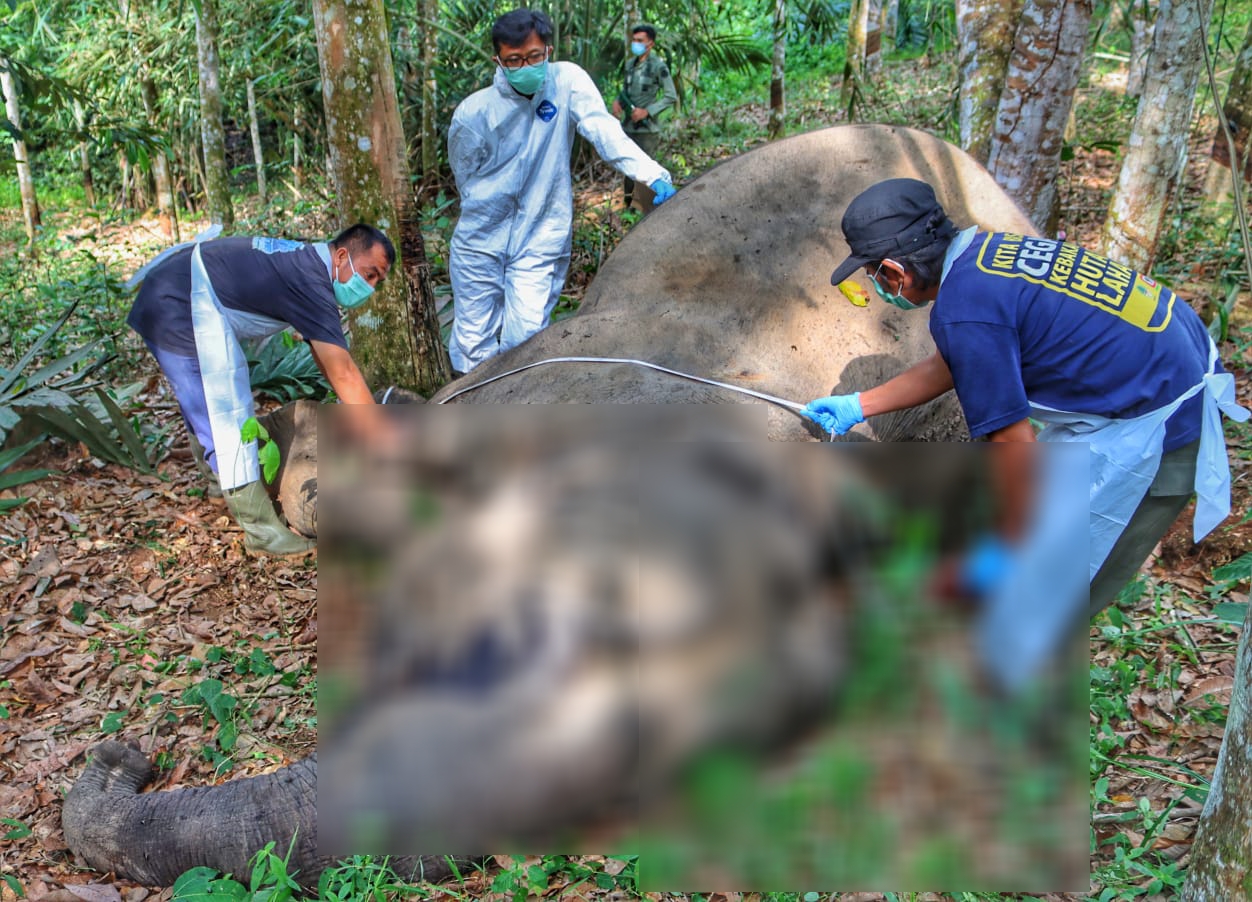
top-left (830, 178), bottom-right (956, 286)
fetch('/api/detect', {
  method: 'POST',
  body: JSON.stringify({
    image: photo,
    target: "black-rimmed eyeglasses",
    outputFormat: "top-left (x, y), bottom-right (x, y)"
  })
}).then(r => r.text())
top-left (497, 49), bottom-right (549, 69)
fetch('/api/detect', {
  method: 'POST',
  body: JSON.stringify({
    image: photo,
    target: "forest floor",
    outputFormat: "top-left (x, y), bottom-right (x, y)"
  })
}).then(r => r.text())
top-left (3, 80), bottom-right (1252, 901)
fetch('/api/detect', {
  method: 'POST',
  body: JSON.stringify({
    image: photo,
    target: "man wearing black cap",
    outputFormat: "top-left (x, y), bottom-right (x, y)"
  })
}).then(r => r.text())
top-left (804, 177), bottom-right (1248, 617)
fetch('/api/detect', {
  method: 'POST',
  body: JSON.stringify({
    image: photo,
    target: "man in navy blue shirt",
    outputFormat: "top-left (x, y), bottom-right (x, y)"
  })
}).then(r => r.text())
top-left (804, 178), bottom-right (1247, 626)
top-left (129, 223), bottom-right (393, 555)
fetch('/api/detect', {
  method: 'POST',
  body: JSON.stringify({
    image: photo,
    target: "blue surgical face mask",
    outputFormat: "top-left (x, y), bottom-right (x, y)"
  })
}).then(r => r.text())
top-left (334, 253), bottom-right (375, 309)
top-left (871, 261), bottom-right (923, 311)
top-left (630, 41), bottom-right (647, 56)
top-left (504, 59), bottom-right (547, 95)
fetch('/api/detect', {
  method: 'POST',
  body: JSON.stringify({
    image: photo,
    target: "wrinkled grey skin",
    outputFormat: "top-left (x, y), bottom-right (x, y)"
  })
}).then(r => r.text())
top-left (61, 741), bottom-right (471, 888)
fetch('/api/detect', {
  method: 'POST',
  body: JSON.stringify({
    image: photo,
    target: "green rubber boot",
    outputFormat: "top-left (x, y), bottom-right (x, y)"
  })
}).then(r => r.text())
top-left (188, 433), bottom-right (222, 499)
top-left (223, 480), bottom-right (316, 556)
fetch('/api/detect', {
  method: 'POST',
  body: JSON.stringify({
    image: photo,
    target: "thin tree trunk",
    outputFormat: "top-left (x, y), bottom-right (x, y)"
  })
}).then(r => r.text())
top-left (1126, 0), bottom-right (1159, 99)
top-left (0, 62), bottom-right (40, 254)
top-left (843, 0), bottom-right (871, 115)
top-left (1101, 0), bottom-right (1212, 271)
top-left (768, 0), bottom-right (785, 139)
top-left (312, 0), bottom-right (451, 393)
top-left (293, 102), bottom-right (305, 192)
top-left (625, 0), bottom-right (643, 38)
top-left (141, 77), bottom-right (180, 242)
top-left (117, 148), bottom-right (131, 211)
top-left (417, 0), bottom-right (438, 192)
top-left (195, 0), bottom-right (234, 229)
top-left (1182, 600), bottom-right (1252, 899)
top-left (188, 137), bottom-right (205, 211)
top-left (865, 0), bottom-right (883, 74)
top-left (247, 76), bottom-right (267, 205)
top-left (956, 0), bottom-right (1023, 165)
top-left (986, 0), bottom-right (1093, 233)
top-left (72, 99), bottom-right (96, 207)
top-left (881, 0), bottom-right (897, 50)
top-left (1205, 18), bottom-right (1252, 202)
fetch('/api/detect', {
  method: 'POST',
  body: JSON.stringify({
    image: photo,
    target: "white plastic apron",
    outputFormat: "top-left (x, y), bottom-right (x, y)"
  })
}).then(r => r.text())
top-left (188, 245), bottom-right (288, 491)
top-left (1030, 340), bottom-right (1249, 579)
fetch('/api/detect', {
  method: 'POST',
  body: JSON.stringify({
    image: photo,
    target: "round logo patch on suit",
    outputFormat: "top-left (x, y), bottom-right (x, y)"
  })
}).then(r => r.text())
top-left (536, 100), bottom-right (557, 122)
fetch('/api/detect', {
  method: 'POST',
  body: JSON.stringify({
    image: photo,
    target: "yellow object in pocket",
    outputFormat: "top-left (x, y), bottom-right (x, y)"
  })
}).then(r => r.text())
top-left (838, 280), bottom-right (870, 307)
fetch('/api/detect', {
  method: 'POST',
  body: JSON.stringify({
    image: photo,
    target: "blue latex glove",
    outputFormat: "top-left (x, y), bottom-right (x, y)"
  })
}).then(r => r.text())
top-left (651, 179), bottom-right (677, 205)
top-left (802, 393), bottom-right (865, 435)
top-left (960, 534), bottom-right (1015, 597)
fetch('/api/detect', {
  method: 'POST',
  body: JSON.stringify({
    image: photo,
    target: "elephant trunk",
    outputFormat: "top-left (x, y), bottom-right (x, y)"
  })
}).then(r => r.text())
top-left (63, 742), bottom-right (468, 888)
top-left (63, 741), bottom-right (319, 887)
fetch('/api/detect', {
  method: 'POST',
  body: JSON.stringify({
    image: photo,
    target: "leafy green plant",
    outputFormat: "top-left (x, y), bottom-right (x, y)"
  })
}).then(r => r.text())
top-left (171, 842), bottom-right (301, 902)
top-left (0, 873), bottom-right (24, 900)
top-left (181, 677), bottom-right (247, 769)
top-left (317, 856), bottom-right (406, 902)
top-left (0, 438), bottom-right (55, 512)
top-left (241, 416), bottom-right (281, 485)
top-left (1, 817), bottom-right (32, 840)
top-left (0, 298), bottom-right (165, 473)
top-left (246, 333), bottom-right (329, 403)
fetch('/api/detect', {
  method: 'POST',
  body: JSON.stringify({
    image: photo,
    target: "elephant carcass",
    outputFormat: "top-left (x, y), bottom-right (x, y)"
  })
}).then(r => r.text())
top-left (430, 124), bottom-right (1036, 442)
top-left (254, 388), bottom-right (424, 540)
top-left (317, 408), bottom-right (865, 857)
top-left (61, 742), bottom-right (469, 888)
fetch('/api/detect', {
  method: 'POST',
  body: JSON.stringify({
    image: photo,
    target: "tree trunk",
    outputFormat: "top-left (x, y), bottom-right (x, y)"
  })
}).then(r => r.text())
top-left (293, 102), bottom-right (305, 193)
top-left (1101, 0), bottom-right (1212, 271)
top-left (247, 76), bottom-right (267, 205)
top-left (0, 62), bottom-right (41, 254)
top-left (843, 0), bottom-right (871, 115)
top-left (1182, 601), bottom-right (1252, 899)
top-left (956, 0), bottom-right (1023, 165)
top-left (312, 0), bottom-right (451, 394)
top-left (141, 77), bottom-right (181, 243)
top-left (418, 0), bottom-right (438, 192)
top-left (1204, 18), bottom-right (1252, 202)
top-left (1126, 0), bottom-right (1159, 99)
top-left (117, 148), bottom-right (131, 211)
top-left (72, 99), bottom-right (96, 207)
top-left (195, 0), bottom-right (234, 229)
top-left (986, 0), bottom-right (1093, 233)
top-left (881, 0), bottom-right (897, 50)
top-left (625, 0), bottom-right (643, 37)
top-left (768, 0), bottom-right (785, 140)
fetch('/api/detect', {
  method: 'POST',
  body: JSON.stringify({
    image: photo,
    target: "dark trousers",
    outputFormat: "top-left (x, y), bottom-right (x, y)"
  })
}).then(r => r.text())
top-left (623, 131), bottom-right (661, 211)
top-left (1089, 438), bottom-right (1201, 617)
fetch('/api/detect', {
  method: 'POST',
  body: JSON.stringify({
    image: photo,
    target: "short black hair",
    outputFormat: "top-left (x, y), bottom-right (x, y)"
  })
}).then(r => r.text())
top-left (491, 8), bottom-right (554, 53)
top-left (330, 223), bottom-right (396, 268)
top-left (631, 24), bottom-right (656, 41)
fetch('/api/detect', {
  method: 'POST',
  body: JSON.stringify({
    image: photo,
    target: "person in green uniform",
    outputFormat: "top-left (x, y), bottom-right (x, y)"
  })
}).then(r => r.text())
top-left (611, 24), bottom-right (678, 212)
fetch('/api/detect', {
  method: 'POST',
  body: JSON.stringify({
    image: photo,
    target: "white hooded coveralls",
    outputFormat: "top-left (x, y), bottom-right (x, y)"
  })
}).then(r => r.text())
top-left (448, 61), bottom-right (670, 373)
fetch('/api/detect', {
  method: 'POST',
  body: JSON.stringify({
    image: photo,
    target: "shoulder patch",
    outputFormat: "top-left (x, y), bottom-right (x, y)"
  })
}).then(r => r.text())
top-left (252, 237), bottom-right (304, 255)
top-left (536, 100), bottom-right (557, 122)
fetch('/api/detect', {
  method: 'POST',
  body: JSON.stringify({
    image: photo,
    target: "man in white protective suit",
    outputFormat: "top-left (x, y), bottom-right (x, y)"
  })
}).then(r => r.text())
top-left (127, 224), bottom-right (393, 556)
top-left (447, 7), bottom-right (677, 374)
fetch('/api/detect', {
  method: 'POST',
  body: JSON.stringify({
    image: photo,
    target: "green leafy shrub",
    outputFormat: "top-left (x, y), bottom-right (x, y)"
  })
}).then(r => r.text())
top-left (245, 333), bottom-right (329, 403)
